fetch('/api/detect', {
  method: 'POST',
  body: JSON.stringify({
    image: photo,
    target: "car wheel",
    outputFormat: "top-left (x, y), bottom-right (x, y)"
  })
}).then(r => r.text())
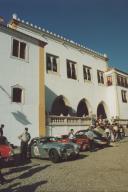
top-left (49, 149), bottom-right (60, 163)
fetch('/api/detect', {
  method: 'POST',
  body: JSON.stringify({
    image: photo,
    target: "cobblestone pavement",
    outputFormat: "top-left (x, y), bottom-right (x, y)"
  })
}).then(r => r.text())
top-left (1, 138), bottom-right (128, 192)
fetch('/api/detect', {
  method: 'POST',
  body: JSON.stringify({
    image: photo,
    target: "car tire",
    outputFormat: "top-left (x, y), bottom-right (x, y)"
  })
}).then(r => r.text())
top-left (49, 149), bottom-right (60, 163)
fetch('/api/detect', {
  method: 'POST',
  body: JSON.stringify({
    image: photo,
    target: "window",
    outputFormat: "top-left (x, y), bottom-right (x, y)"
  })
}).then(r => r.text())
top-left (117, 75), bottom-right (128, 88)
top-left (12, 39), bottom-right (27, 60)
top-left (67, 60), bottom-right (77, 80)
top-left (83, 66), bottom-right (91, 81)
top-left (46, 53), bottom-right (58, 73)
top-left (97, 70), bottom-right (104, 84)
top-left (121, 90), bottom-right (127, 103)
top-left (107, 76), bottom-right (112, 86)
top-left (11, 86), bottom-right (24, 103)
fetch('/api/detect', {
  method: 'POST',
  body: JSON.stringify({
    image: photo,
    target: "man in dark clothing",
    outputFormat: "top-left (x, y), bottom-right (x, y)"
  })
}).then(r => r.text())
top-left (0, 124), bottom-right (4, 136)
top-left (0, 156), bottom-right (6, 185)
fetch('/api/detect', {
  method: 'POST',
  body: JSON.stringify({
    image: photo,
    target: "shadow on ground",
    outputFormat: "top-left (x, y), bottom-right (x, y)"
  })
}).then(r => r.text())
top-left (1, 180), bottom-right (47, 192)
top-left (19, 165), bottom-right (50, 179)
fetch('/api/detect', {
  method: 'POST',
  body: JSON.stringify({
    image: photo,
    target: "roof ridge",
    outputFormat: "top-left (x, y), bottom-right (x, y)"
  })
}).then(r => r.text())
top-left (12, 13), bottom-right (108, 60)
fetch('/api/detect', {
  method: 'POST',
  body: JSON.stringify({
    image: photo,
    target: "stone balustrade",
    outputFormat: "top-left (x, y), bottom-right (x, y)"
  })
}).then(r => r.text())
top-left (46, 115), bottom-right (92, 126)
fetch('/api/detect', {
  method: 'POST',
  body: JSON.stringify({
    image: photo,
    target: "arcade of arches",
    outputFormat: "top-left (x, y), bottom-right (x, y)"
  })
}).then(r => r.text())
top-left (51, 95), bottom-right (107, 119)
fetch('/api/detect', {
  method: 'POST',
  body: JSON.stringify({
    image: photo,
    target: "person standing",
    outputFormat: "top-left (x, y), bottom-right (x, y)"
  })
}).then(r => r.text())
top-left (18, 127), bottom-right (31, 161)
top-left (68, 129), bottom-right (75, 142)
top-left (0, 155), bottom-right (6, 185)
top-left (0, 124), bottom-right (4, 136)
top-left (105, 125), bottom-right (111, 140)
top-left (85, 126), bottom-right (95, 152)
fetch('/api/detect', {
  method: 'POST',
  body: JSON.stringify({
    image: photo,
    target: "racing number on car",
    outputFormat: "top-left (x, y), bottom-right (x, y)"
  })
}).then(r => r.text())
top-left (33, 146), bottom-right (40, 156)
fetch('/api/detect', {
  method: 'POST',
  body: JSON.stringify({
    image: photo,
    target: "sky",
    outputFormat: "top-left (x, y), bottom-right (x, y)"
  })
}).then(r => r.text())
top-left (0, 0), bottom-right (128, 72)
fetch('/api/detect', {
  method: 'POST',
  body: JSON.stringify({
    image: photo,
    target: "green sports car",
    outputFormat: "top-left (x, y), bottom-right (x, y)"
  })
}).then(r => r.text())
top-left (28, 137), bottom-right (80, 163)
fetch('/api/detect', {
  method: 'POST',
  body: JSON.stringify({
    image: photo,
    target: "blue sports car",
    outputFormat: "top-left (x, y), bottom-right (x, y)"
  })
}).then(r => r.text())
top-left (28, 137), bottom-right (80, 163)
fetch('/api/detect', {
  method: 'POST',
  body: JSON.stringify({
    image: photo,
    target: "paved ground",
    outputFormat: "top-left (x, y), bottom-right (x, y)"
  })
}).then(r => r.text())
top-left (1, 138), bottom-right (128, 192)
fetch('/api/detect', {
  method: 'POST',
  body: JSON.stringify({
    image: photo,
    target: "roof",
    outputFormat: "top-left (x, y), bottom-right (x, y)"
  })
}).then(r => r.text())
top-left (8, 13), bottom-right (109, 61)
top-left (114, 68), bottom-right (128, 76)
top-left (0, 23), bottom-right (47, 47)
top-left (106, 67), bottom-right (128, 76)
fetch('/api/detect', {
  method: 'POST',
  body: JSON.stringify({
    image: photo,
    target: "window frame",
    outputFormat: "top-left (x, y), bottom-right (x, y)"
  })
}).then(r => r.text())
top-left (46, 53), bottom-right (59, 74)
top-left (117, 75), bottom-right (128, 88)
top-left (97, 70), bottom-right (104, 84)
top-left (107, 75), bottom-right (113, 86)
top-left (121, 90), bottom-right (127, 103)
top-left (11, 37), bottom-right (29, 62)
top-left (83, 65), bottom-right (91, 82)
top-left (11, 85), bottom-right (25, 104)
top-left (66, 59), bottom-right (77, 80)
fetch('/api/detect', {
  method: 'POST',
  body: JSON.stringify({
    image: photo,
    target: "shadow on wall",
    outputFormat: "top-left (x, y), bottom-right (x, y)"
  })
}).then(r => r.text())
top-left (45, 85), bottom-right (76, 116)
top-left (0, 85), bottom-right (11, 99)
top-left (12, 111), bottom-right (31, 125)
top-left (45, 85), bottom-right (57, 113)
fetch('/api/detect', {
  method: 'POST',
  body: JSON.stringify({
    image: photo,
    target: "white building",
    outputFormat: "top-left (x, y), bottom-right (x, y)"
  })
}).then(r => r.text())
top-left (0, 16), bottom-right (46, 145)
top-left (0, 14), bottom-right (128, 144)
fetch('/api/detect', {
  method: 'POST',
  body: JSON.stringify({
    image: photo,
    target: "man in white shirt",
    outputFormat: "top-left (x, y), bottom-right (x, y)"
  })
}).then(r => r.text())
top-left (18, 127), bottom-right (31, 161)
top-left (68, 129), bottom-right (75, 142)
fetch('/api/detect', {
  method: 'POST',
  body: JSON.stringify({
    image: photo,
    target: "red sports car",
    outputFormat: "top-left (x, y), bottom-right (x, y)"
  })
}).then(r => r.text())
top-left (60, 135), bottom-right (90, 151)
top-left (0, 136), bottom-right (14, 161)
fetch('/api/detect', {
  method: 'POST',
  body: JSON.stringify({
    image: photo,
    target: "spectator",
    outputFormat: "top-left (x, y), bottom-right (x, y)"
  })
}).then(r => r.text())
top-left (0, 155), bottom-right (6, 185)
top-left (18, 127), bottom-right (31, 162)
top-left (105, 125), bottom-right (111, 140)
top-left (68, 129), bottom-right (75, 142)
top-left (113, 123), bottom-right (119, 141)
top-left (0, 124), bottom-right (4, 136)
top-left (85, 126), bottom-right (95, 152)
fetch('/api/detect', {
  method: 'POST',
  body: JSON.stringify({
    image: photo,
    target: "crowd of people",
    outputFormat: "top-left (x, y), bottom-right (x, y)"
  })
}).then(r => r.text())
top-left (68, 116), bottom-right (127, 152)
top-left (94, 117), bottom-right (126, 142)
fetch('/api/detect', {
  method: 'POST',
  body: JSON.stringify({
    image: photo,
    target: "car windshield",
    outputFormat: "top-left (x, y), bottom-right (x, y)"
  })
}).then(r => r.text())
top-left (49, 137), bottom-right (57, 141)
top-left (39, 138), bottom-right (47, 144)
top-left (76, 131), bottom-right (85, 136)
top-left (76, 130), bottom-right (88, 136)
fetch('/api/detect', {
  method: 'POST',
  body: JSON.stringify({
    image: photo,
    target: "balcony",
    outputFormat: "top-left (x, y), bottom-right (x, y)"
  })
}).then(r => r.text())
top-left (46, 115), bottom-right (92, 126)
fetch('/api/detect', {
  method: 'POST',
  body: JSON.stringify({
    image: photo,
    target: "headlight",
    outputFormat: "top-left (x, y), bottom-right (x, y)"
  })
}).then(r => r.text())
top-left (60, 148), bottom-right (66, 153)
top-left (9, 150), bottom-right (14, 156)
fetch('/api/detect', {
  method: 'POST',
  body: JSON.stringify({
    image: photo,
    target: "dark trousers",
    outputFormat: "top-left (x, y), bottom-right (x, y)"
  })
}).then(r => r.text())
top-left (0, 170), bottom-right (6, 184)
top-left (20, 141), bottom-right (28, 161)
top-left (90, 139), bottom-right (95, 151)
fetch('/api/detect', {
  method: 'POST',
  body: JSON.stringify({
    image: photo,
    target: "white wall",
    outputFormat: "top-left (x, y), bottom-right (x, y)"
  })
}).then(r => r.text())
top-left (45, 38), bottom-right (109, 117)
top-left (0, 29), bottom-right (40, 145)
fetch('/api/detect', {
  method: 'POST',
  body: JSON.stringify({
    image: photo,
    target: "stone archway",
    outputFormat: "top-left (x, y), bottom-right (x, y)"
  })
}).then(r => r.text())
top-left (97, 102), bottom-right (107, 119)
top-left (77, 98), bottom-right (91, 117)
top-left (51, 95), bottom-right (72, 116)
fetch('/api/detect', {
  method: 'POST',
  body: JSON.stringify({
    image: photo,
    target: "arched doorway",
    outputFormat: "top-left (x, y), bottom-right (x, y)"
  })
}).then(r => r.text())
top-left (97, 102), bottom-right (107, 119)
top-left (51, 95), bottom-right (72, 116)
top-left (77, 99), bottom-right (89, 117)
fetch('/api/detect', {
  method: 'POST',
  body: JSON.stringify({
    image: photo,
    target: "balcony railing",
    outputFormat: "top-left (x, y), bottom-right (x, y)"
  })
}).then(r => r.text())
top-left (46, 115), bottom-right (92, 126)
top-left (114, 119), bottom-right (128, 126)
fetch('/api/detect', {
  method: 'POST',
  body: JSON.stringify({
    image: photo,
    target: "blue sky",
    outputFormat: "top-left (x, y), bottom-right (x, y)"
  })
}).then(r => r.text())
top-left (1, 0), bottom-right (128, 72)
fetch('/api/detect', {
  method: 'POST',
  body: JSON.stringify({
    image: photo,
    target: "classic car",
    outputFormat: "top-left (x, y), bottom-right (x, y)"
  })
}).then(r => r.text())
top-left (0, 136), bottom-right (14, 162)
top-left (75, 129), bottom-right (110, 148)
top-left (45, 136), bottom-right (82, 151)
top-left (59, 135), bottom-right (90, 151)
top-left (28, 137), bottom-right (80, 163)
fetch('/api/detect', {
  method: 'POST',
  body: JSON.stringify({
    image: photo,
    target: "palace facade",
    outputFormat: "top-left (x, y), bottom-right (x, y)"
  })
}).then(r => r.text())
top-left (0, 14), bottom-right (127, 144)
